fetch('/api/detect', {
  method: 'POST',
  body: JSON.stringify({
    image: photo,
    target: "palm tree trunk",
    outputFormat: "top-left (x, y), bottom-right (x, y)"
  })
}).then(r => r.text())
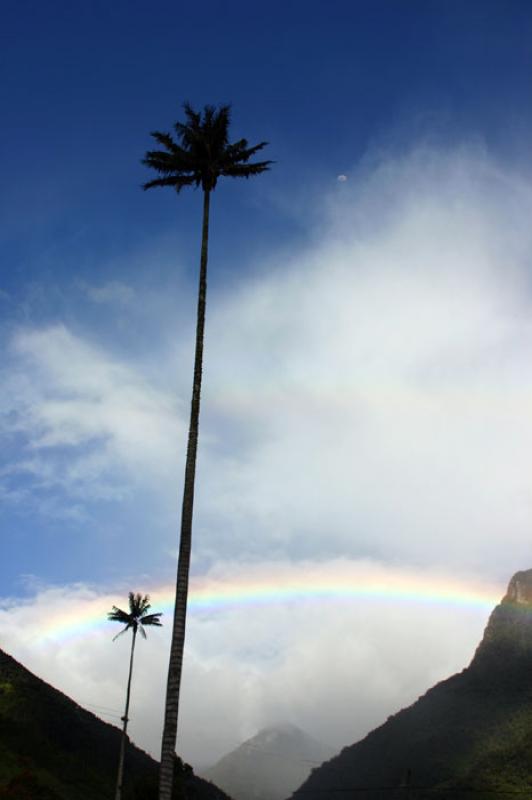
top-left (159, 189), bottom-right (211, 800)
top-left (115, 627), bottom-right (137, 800)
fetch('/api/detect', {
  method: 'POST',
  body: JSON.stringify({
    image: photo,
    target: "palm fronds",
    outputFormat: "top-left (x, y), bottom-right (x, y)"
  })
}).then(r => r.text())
top-left (107, 593), bottom-right (163, 639)
top-left (142, 103), bottom-right (273, 192)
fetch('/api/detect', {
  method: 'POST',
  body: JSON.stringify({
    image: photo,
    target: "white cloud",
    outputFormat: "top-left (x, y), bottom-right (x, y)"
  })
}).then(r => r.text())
top-left (1, 325), bottom-right (185, 507)
top-left (3, 145), bottom-right (532, 574)
top-left (0, 561), bottom-right (502, 768)
top-left (196, 145), bottom-right (532, 577)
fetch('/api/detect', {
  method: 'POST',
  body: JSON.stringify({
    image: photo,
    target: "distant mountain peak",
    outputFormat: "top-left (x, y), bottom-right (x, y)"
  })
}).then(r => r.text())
top-left (201, 722), bottom-right (335, 800)
top-left (246, 722), bottom-right (320, 749)
top-left (504, 569), bottom-right (532, 605)
top-left (471, 567), bottom-right (532, 670)
top-left (260, 721), bottom-right (303, 735)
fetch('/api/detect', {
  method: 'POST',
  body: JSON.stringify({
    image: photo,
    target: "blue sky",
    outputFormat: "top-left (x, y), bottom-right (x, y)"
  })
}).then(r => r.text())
top-left (3, 0), bottom-right (532, 593)
top-left (3, 0), bottom-right (532, 767)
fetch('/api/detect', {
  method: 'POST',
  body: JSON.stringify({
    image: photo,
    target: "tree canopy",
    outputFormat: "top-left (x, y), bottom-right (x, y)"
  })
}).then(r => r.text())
top-left (142, 103), bottom-right (272, 193)
top-left (108, 592), bottom-right (162, 640)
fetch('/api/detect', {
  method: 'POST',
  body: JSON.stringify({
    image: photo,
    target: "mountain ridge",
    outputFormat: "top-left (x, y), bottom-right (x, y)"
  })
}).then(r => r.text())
top-left (0, 647), bottom-right (230, 800)
top-left (291, 568), bottom-right (532, 800)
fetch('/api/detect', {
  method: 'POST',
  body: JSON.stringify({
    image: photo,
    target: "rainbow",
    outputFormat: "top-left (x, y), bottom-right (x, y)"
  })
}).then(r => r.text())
top-left (23, 564), bottom-right (505, 645)
top-left (184, 570), bottom-right (501, 614)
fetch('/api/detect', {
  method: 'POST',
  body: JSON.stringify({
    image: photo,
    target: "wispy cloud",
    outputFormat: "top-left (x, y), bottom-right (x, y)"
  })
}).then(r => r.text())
top-left (3, 144), bottom-right (532, 579)
top-left (83, 280), bottom-right (136, 306)
top-left (197, 145), bottom-right (532, 575)
top-left (1, 325), bottom-right (184, 506)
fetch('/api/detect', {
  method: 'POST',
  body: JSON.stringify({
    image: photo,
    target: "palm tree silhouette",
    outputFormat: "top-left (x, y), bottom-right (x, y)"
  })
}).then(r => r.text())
top-left (143, 103), bottom-right (272, 800)
top-left (108, 592), bottom-right (162, 800)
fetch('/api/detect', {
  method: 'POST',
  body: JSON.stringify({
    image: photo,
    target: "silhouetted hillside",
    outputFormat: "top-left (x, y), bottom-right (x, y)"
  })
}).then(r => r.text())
top-left (0, 648), bottom-right (230, 800)
top-left (292, 570), bottom-right (532, 800)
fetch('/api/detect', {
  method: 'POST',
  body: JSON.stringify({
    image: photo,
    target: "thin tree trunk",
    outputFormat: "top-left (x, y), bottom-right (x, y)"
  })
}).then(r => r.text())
top-left (159, 189), bottom-right (211, 800)
top-left (115, 627), bottom-right (137, 800)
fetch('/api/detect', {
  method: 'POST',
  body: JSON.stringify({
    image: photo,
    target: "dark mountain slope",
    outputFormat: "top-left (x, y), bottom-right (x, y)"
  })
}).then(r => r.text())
top-left (0, 648), bottom-right (230, 800)
top-left (292, 570), bottom-right (532, 800)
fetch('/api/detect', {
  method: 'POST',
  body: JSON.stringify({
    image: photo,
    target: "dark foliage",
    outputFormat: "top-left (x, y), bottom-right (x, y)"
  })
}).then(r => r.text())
top-left (142, 103), bottom-right (272, 192)
top-left (0, 649), bottom-right (231, 800)
top-left (108, 591), bottom-right (163, 640)
top-left (0, 770), bottom-right (62, 800)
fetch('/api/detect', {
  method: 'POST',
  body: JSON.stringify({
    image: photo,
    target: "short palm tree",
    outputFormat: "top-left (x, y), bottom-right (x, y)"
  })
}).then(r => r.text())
top-left (142, 103), bottom-right (271, 800)
top-left (108, 592), bottom-right (163, 800)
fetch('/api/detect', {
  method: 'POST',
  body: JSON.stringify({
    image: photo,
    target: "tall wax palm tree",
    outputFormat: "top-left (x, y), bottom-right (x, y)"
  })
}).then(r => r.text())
top-left (108, 592), bottom-right (163, 800)
top-left (143, 103), bottom-right (272, 800)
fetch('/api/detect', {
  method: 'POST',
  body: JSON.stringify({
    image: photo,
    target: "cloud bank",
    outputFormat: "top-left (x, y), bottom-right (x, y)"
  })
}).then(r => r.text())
top-left (2, 142), bottom-right (532, 765)
top-left (0, 561), bottom-right (502, 766)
